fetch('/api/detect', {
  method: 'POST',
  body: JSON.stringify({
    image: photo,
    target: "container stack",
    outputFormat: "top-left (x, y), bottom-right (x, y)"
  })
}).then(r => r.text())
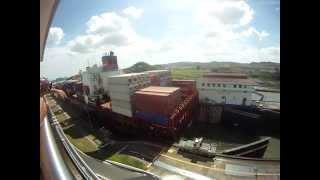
top-left (146, 70), bottom-right (172, 86)
top-left (172, 79), bottom-right (197, 95)
top-left (108, 73), bottom-right (150, 117)
top-left (133, 86), bottom-right (182, 126)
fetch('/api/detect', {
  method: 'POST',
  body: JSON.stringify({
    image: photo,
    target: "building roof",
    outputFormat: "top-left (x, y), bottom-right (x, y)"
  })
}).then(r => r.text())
top-left (202, 73), bottom-right (257, 85)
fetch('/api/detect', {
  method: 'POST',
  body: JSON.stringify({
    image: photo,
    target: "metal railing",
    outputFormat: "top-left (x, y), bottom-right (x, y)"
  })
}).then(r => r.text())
top-left (40, 116), bottom-right (74, 180)
top-left (40, 96), bottom-right (100, 180)
top-left (47, 97), bottom-right (100, 179)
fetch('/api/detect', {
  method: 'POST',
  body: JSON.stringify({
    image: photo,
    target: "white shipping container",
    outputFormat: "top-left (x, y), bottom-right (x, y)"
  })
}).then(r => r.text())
top-left (109, 91), bottom-right (131, 101)
top-left (109, 83), bottom-right (149, 94)
top-left (108, 73), bottom-right (149, 85)
top-left (112, 105), bottom-right (133, 117)
top-left (112, 99), bottom-right (132, 109)
top-left (100, 70), bottom-right (121, 92)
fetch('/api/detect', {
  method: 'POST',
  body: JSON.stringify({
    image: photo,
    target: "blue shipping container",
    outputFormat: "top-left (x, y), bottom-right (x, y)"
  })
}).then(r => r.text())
top-left (135, 111), bottom-right (169, 126)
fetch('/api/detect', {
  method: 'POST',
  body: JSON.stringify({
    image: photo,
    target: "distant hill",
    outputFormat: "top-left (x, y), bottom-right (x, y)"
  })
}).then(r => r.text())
top-left (124, 61), bottom-right (279, 74)
top-left (162, 61), bottom-right (280, 88)
top-left (162, 61), bottom-right (279, 70)
top-left (123, 62), bottom-right (162, 73)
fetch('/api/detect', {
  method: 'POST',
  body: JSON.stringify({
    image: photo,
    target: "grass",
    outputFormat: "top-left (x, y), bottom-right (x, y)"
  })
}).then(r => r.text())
top-left (171, 67), bottom-right (208, 80)
top-left (65, 134), bottom-right (99, 153)
top-left (49, 96), bottom-right (149, 170)
top-left (107, 154), bottom-right (147, 170)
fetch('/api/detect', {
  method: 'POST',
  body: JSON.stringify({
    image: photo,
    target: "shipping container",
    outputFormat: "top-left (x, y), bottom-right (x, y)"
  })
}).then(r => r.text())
top-left (133, 87), bottom-right (182, 117)
top-left (146, 70), bottom-right (171, 87)
top-left (112, 105), bottom-right (133, 117)
top-left (172, 79), bottom-right (196, 89)
top-left (112, 99), bottom-right (132, 109)
top-left (139, 86), bottom-right (180, 94)
top-left (135, 111), bottom-right (169, 126)
top-left (172, 79), bottom-right (197, 95)
top-left (108, 73), bottom-right (150, 85)
top-left (109, 83), bottom-right (149, 93)
top-left (109, 91), bottom-right (131, 101)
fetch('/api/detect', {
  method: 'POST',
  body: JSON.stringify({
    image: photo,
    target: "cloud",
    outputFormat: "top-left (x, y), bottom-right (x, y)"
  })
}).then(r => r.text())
top-left (122, 6), bottom-right (144, 19)
top-left (47, 27), bottom-right (64, 45)
top-left (196, 0), bottom-right (254, 29)
top-left (41, 2), bottom-right (279, 79)
top-left (259, 46), bottom-right (280, 61)
top-left (69, 12), bottom-right (139, 53)
top-left (241, 27), bottom-right (269, 40)
top-left (86, 12), bottom-right (130, 34)
top-left (196, 0), bottom-right (264, 43)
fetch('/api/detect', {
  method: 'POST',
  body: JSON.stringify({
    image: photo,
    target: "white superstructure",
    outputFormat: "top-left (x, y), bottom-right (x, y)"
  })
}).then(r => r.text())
top-left (197, 73), bottom-right (257, 106)
top-left (81, 64), bottom-right (103, 96)
top-left (80, 51), bottom-right (121, 98)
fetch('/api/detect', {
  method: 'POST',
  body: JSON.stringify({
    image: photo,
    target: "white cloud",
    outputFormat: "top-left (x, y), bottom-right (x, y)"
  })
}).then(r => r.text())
top-left (196, 0), bottom-right (254, 29)
top-left (259, 46), bottom-right (280, 61)
top-left (241, 27), bottom-right (269, 40)
top-left (69, 12), bottom-right (140, 53)
top-left (41, 2), bottom-right (279, 79)
top-left (47, 27), bottom-right (64, 45)
top-left (122, 6), bottom-right (144, 19)
top-left (86, 12), bottom-right (131, 34)
top-left (194, 0), bottom-right (266, 43)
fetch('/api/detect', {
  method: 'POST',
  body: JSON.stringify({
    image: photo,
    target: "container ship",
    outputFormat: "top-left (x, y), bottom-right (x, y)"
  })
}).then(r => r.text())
top-left (52, 51), bottom-right (199, 139)
top-left (52, 51), bottom-right (279, 142)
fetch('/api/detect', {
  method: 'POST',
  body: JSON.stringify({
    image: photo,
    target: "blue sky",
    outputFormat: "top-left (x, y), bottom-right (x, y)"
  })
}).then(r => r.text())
top-left (41, 0), bottom-right (280, 80)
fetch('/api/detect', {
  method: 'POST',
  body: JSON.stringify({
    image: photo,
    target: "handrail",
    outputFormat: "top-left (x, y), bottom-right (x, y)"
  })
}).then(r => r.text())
top-left (46, 97), bottom-right (100, 180)
top-left (40, 116), bottom-right (74, 180)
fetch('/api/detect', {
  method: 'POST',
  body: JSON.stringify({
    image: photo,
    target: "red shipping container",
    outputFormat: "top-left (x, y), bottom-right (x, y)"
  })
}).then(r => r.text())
top-left (172, 80), bottom-right (196, 89)
top-left (133, 86), bottom-right (182, 116)
top-left (172, 80), bottom-right (196, 95)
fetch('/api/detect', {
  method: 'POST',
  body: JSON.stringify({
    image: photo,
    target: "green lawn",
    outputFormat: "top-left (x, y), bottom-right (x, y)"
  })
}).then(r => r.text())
top-left (65, 134), bottom-right (99, 153)
top-left (171, 67), bottom-right (208, 80)
top-left (107, 154), bottom-right (147, 170)
top-left (49, 96), bottom-right (148, 170)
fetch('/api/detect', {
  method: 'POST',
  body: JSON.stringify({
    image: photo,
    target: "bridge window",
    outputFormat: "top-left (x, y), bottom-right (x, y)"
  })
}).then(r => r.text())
top-left (239, 84), bottom-right (242, 88)
top-left (212, 83), bottom-right (215, 87)
top-left (207, 83), bottom-right (211, 87)
top-left (202, 83), bottom-right (205, 87)
top-left (217, 84), bottom-right (221, 87)
top-left (233, 84), bottom-right (237, 88)
top-left (222, 84), bottom-right (226, 88)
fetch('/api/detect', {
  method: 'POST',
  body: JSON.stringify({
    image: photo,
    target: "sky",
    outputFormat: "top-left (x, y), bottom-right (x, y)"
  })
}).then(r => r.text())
top-left (40, 0), bottom-right (280, 80)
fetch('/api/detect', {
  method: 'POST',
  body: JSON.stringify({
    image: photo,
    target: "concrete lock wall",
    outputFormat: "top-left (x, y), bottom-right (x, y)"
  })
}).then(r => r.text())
top-left (208, 105), bottom-right (223, 124)
top-left (198, 104), bottom-right (223, 124)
